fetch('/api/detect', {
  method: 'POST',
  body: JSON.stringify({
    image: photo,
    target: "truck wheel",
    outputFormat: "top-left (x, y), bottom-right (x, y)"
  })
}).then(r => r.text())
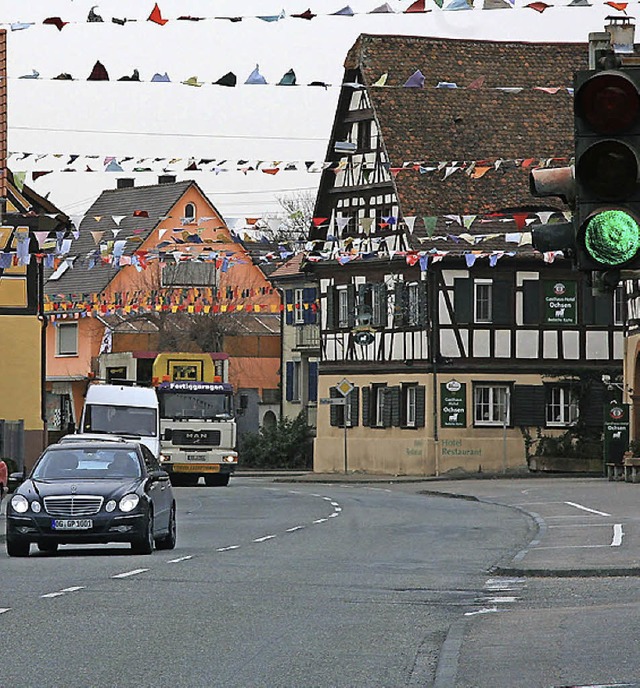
top-left (205, 474), bottom-right (229, 487)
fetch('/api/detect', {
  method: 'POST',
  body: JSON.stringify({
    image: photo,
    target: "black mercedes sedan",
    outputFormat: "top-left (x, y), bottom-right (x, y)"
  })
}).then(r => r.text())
top-left (6, 441), bottom-right (176, 557)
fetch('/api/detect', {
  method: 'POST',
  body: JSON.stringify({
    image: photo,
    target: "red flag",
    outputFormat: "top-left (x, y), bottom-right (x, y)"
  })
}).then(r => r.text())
top-left (148, 3), bottom-right (169, 25)
top-left (405, 0), bottom-right (428, 11)
top-left (312, 217), bottom-right (328, 227)
top-left (43, 17), bottom-right (68, 31)
top-left (525, 2), bottom-right (551, 12)
top-left (605, 1), bottom-right (627, 10)
top-left (133, 210), bottom-right (149, 218)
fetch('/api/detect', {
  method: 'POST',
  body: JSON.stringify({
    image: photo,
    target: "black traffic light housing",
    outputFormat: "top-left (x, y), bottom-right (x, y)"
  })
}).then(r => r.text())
top-left (573, 67), bottom-right (640, 273)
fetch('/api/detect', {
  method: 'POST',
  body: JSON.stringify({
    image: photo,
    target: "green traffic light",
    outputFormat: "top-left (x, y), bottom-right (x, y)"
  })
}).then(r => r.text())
top-left (584, 209), bottom-right (640, 266)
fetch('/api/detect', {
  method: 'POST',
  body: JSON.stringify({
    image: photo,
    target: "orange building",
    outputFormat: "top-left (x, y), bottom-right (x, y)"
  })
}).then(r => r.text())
top-left (45, 178), bottom-right (282, 439)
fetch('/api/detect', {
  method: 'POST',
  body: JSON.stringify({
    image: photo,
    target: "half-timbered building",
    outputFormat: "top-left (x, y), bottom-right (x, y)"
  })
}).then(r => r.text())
top-left (308, 34), bottom-right (623, 476)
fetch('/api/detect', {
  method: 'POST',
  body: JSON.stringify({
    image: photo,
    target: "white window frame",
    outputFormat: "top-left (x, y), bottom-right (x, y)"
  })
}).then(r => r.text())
top-left (294, 288), bottom-right (305, 325)
top-left (56, 322), bottom-right (79, 357)
top-left (405, 385), bottom-right (417, 428)
top-left (183, 202), bottom-right (196, 224)
top-left (614, 284), bottom-right (626, 326)
top-left (474, 279), bottom-right (492, 324)
top-left (474, 384), bottom-right (510, 426)
top-left (338, 288), bottom-right (349, 328)
top-left (291, 360), bottom-right (301, 402)
top-left (374, 385), bottom-right (386, 427)
top-left (546, 385), bottom-right (579, 427)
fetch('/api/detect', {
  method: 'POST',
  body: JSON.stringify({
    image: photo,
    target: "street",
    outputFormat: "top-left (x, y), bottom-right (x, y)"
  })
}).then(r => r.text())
top-left (1, 476), bottom-right (640, 687)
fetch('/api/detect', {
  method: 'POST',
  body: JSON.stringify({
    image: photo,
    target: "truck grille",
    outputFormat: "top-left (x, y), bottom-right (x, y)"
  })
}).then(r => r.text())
top-left (43, 496), bottom-right (104, 516)
top-left (171, 429), bottom-right (221, 446)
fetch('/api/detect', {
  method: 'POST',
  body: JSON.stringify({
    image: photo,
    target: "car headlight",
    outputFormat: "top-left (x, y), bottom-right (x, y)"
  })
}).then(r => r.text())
top-left (11, 494), bottom-right (29, 514)
top-left (105, 500), bottom-right (116, 512)
top-left (31, 501), bottom-right (41, 513)
top-left (119, 494), bottom-right (140, 513)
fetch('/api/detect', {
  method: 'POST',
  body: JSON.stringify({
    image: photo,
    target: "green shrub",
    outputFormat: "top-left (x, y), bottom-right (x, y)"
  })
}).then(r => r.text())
top-left (240, 412), bottom-right (313, 470)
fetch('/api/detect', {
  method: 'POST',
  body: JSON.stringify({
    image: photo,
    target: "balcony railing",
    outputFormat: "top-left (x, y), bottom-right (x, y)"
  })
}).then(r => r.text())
top-left (295, 324), bottom-right (320, 349)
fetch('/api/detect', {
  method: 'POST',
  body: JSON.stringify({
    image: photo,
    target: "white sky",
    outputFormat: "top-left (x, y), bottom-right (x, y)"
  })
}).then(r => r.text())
top-left (0, 0), bottom-right (625, 221)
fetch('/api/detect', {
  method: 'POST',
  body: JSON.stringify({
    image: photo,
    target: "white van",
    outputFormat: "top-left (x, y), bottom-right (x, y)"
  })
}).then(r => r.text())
top-left (79, 384), bottom-right (160, 456)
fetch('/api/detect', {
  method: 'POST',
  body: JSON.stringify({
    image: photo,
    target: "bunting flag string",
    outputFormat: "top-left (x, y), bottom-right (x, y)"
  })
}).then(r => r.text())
top-left (10, 63), bottom-right (575, 92)
top-left (3, 0), bottom-right (629, 33)
top-left (7, 154), bottom-right (573, 180)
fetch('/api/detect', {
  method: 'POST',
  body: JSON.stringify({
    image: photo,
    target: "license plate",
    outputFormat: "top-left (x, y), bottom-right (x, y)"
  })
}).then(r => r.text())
top-left (174, 463), bottom-right (220, 473)
top-left (52, 519), bottom-right (93, 530)
top-left (187, 454), bottom-right (206, 461)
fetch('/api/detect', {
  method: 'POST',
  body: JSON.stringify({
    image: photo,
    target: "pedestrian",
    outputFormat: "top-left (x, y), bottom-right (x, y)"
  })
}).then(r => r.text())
top-left (0, 457), bottom-right (7, 503)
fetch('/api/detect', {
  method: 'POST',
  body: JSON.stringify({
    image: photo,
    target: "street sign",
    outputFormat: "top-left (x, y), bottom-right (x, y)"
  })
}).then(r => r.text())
top-left (335, 378), bottom-right (354, 397)
top-left (320, 397), bottom-right (346, 405)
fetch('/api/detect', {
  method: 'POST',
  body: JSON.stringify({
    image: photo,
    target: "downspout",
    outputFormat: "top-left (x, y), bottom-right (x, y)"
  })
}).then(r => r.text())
top-left (38, 258), bottom-right (48, 445)
top-left (429, 267), bottom-right (440, 476)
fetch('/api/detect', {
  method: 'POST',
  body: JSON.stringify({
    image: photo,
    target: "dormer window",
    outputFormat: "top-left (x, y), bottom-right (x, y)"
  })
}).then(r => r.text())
top-left (183, 202), bottom-right (196, 224)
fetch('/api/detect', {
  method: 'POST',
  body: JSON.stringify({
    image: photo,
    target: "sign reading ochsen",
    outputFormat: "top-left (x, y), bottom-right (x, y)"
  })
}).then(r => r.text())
top-left (440, 380), bottom-right (466, 428)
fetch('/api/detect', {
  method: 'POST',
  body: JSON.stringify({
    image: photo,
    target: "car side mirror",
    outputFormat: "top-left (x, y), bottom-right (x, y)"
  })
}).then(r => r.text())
top-left (8, 471), bottom-right (25, 492)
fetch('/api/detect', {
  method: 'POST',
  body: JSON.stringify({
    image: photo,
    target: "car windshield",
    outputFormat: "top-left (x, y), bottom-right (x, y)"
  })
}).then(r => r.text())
top-left (32, 449), bottom-right (142, 480)
top-left (83, 404), bottom-right (157, 437)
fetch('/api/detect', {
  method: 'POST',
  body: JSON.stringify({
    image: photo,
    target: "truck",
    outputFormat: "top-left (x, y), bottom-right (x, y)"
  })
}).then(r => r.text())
top-left (152, 353), bottom-right (238, 487)
top-left (79, 384), bottom-right (160, 456)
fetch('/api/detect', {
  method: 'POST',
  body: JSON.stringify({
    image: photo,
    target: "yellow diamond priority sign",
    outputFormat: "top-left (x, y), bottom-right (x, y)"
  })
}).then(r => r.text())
top-left (336, 378), bottom-right (354, 397)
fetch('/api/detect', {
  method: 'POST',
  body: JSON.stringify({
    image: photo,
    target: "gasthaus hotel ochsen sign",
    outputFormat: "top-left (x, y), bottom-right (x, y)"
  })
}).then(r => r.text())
top-left (440, 380), bottom-right (467, 428)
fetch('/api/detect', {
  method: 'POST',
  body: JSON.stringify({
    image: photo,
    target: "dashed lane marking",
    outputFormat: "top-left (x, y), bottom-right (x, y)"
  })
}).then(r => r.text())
top-left (254, 535), bottom-right (276, 543)
top-left (111, 568), bottom-right (149, 579)
top-left (0, 608), bottom-right (10, 614)
top-left (216, 545), bottom-right (240, 552)
top-left (40, 586), bottom-right (85, 599)
top-left (167, 555), bottom-right (193, 563)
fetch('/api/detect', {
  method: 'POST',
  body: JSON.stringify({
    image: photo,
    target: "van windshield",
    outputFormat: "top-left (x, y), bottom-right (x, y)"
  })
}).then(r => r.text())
top-left (83, 405), bottom-right (157, 437)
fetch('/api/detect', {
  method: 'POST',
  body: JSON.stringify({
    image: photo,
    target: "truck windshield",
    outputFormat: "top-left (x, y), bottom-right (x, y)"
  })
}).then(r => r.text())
top-left (83, 405), bottom-right (157, 437)
top-left (159, 392), bottom-right (233, 420)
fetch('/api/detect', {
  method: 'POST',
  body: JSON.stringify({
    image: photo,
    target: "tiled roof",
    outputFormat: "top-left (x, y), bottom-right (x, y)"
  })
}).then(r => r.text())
top-left (316, 35), bottom-right (590, 256)
top-left (45, 180), bottom-right (198, 299)
top-left (269, 252), bottom-right (306, 280)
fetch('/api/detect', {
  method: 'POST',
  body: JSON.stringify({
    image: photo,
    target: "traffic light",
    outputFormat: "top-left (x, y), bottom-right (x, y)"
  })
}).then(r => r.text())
top-left (574, 68), bottom-right (640, 274)
top-left (529, 166), bottom-right (576, 256)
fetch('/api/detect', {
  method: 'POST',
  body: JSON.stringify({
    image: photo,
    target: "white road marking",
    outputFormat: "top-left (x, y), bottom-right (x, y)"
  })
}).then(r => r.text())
top-left (254, 535), bottom-right (276, 542)
top-left (485, 596), bottom-right (518, 604)
top-left (313, 518), bottom-right (328, 524)
top-left (333, 507), bottom-right (342, 512)
top-left (112, 568), bottom-right (149, 579)
top-left (612, 523), bottom-right (624, 547)
top-left (167, 555), bottom-right (193, 563)
top-left (286, 526), bottom-right (305, 532)
top-left (330, 502), bottom-right (340, 507)
top-left (41, 585), bottom-right (85, 598)
top-left (41, 592), bottom-right (65, 598)
top-left (328, 512), bottom-right (339, 518)
top-left (464, 607), bottom-right (498, 616)
top-left (216, 545), bottom-right (240, 552)
top-left (549, 523), bottom-right (617, 528)
top-left (61, 586), bottom-right (85, 593)
top-left (564, 501), bottom-right (611, 517)
top-left (0, 608), bottom-right (10, 614)
top-left (484, 578), bottom-right (525, 591)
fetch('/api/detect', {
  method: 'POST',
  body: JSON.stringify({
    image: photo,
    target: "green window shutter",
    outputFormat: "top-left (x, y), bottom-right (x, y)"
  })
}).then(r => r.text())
top-left (394, 282), bottom-right (409, 327)
top-left (511, 385), bottom-right (546, 426)
top-left (362, 386), bottom-right (370, 427)
top-left (357, 283), bottom-right (370, 325)
top-left (582, 382), bottom-right (605, 427)
top-left (325, 286), bottom-right (336, 330)
top-left (373, 283), bottom-right (388, 328)
top-left (389, 386), bottom-right (401, 427)
top-left (347, 284), bottom-right (356, 328)
top-left (382, 388), bottom-right (393, 428)
top-left (453, 278), bottom-right (472, 325)
top-left (329, 386), bottom-right (340, 427)
top-left (581, 281), bottom-right (595, 325)
top-left (522, 280), bottom-right (541, 325)
top-left (348, 387), bottom-right (360, 427)
top-left (415, 385), bottom-right (426, 428)
top-left (418, 281), bottom-right (428, 327)
top-left (492, 278), bottom-right (514, 325)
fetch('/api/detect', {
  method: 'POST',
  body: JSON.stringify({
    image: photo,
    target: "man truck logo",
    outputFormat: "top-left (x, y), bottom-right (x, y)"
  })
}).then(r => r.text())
top-left (185, 431), bottom-right (208, 442)
top-left (0, 226), bottom-right (29, 310)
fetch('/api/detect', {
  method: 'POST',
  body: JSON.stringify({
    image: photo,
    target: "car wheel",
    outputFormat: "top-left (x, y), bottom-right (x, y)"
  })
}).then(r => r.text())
top-left (205, 474), bottom-right (230, 487)
top-left (7, 537), bottom-right (30, 557)
top-left (37, 542), bottom-right (59, 553)
top-left (155, 505), bottom-right (177, 551)
top-left (131, 511), bottom-right (154, 555)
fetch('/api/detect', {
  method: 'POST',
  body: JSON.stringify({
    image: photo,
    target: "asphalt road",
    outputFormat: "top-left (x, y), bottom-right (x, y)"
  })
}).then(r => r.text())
top-left (0, 477), bottom-right (528, 688)
top-left (2, 475), bottom-right (640, 687)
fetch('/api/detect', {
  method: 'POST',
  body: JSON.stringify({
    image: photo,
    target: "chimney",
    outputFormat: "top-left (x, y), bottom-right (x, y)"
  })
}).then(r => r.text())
top-left (117, 178), bottom-right (135, 189)
top-left (158, 174), bottom-right (176, 185)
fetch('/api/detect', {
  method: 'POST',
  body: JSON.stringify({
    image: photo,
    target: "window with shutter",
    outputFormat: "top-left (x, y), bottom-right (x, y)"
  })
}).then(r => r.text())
top-left (348, 386), bottom-right (360, 427)
top-left (402, 384), bottom-right (418, 427)
top-left (285, 289), bottom-right (294, 326)
top-left (522, 280), bottom-right (541, 325)
top-left (512, 385), bottom-right (546, 426)
top-left (329, 386), bottom-right (340, 426)
top-left (492, 278), bottom-right (514, 325)
top-left (285, 361), bottom-right (294, 402)
top-left (303, 287), bottom-right (317, 324)
top-left (347, 284), bottom-right (357, 328)
top-left (308, 362), bottom-right (318, 403)
top-left (415, 386), bottom-right (426, 428)
top-left (362, 387), bottom-right (371, 427)
top-left (388, 386), bottom-right (401, 427)
top-left (325, 286), bottom-right (336, 330)
top-left (453, 278), bottom-right (472, 325)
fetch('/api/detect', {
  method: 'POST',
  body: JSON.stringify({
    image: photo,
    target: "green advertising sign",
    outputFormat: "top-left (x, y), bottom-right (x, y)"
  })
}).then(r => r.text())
top-left (543, 280), bottom-right (577, 324)
top-left (603, 402), bottom-right (630, 464)
top-left (440, 380), bottom-right (466, 428)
